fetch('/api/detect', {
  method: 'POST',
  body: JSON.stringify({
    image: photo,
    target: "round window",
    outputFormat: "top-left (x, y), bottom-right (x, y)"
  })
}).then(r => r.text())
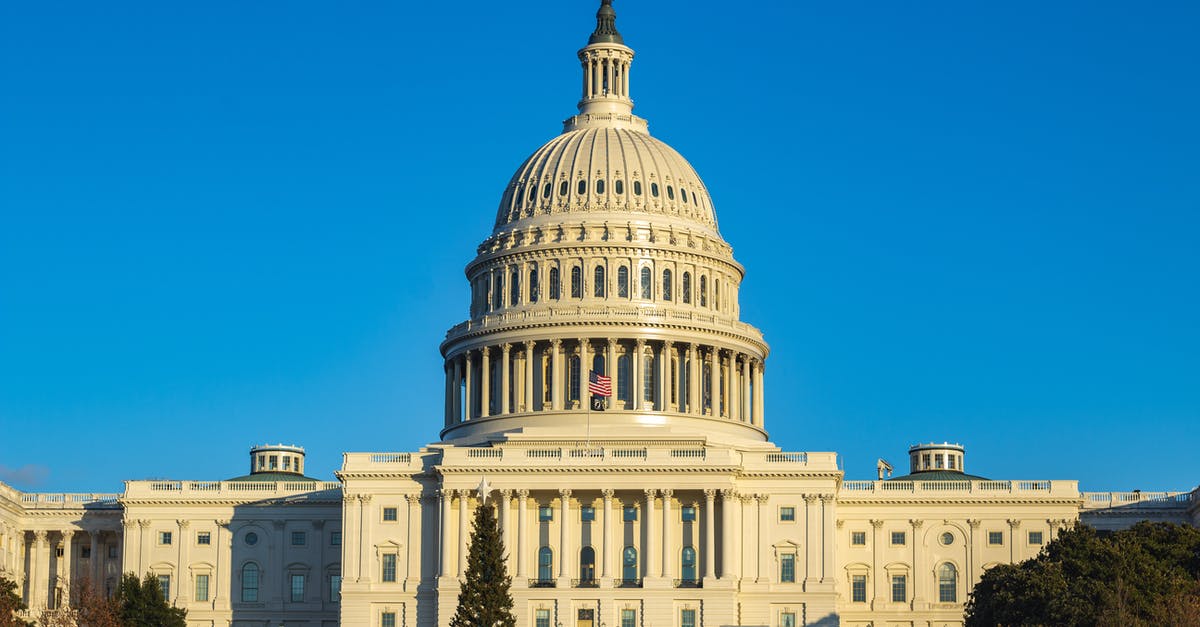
top-left (245, 531), bottom-right (259, 546)
top-left (941, 532), bottom-right (954, 546)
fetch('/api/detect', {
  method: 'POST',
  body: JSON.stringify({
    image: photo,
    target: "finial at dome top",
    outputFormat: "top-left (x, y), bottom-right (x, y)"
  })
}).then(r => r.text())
top-left (589, 0), bottom-right (624, 45)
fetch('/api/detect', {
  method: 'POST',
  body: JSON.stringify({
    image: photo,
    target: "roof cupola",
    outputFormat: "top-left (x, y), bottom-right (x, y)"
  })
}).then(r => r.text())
top-left (572, 0), bottom-right (638, 126)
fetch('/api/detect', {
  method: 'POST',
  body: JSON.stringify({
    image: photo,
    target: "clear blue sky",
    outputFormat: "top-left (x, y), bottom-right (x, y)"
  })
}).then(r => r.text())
top-left (1, 1), bottom-right (1197, 493)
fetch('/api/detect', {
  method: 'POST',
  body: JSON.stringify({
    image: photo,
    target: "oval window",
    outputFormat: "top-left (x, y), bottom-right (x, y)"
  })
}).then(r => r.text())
top-left (543, 183), bottom-right (552, 198)
top-left (941, 532), bottom-right (954, 546)
top-left (515, 187), bottom-right (524, 205)
top-left (651, 182), bottom-right (660, 197)
top-left (245, 532), bottom-right (259, 546)
top-left (614, 179), bottom-right (624, 194)
top-left (680, 187), bottom-right (687, 203)
top-left (667, 186), bottom-right (675, 200)
top-left (596, 179), bottom-right (605, 194)
top-left (633, 180), bottom-right (642, 196)
top-left (559, 181), bottom-right (570, 196)
top-left (577, 180), bottom-right (587, 195)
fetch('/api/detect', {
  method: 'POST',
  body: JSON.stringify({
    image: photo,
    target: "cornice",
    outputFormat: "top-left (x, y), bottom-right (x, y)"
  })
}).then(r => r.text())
top-left (468, 239), bottom-right (744, 278)
top-left (836, 496), bottom-right (1084, 506)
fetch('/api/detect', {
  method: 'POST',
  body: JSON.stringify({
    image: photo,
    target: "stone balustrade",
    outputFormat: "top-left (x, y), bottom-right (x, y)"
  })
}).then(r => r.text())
top-left (840, 479), bottom-right (1080, 498)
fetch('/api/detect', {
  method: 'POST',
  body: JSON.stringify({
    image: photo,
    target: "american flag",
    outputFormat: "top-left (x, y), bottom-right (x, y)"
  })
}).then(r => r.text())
top-left (588, 370), bottom-right (612, 397)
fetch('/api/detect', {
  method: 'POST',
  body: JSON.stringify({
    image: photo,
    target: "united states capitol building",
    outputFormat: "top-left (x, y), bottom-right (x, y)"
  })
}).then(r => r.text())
top-left (2, 3), bottom-right (1196, 627)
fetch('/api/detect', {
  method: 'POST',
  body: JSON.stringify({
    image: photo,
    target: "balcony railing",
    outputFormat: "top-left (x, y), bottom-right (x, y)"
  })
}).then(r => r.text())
top-left (572, 578), bottom-right (599, 588)
top-left (528, 579), bottom-right (556, 588)
top-left (614, 578), bottom-right (642, 588)
top-left (674, 578), bottom-right (702, 588)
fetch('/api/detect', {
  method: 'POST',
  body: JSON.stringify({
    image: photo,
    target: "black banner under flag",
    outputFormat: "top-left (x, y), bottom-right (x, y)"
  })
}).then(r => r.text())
top-left (590, 395), bottom-right (606, 411)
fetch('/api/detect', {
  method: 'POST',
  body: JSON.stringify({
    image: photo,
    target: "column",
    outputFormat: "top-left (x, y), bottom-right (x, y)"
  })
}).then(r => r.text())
top-left (516, 490), bottom-right (529, 579)
top-left (688, 343), bottom-right (700, 415)
top-left (720, 490), bottom-right (736, 580)
top-left (550, 339), bottom-right (563, 410)
top-left (643, 489), bottom-right (657, 578)
top-left (358, 495), bottom-right (372, 582)
top-left (730, 355), bottom-right (740, 421)
top-left (703, 490), bottom-right (716, 580)
top-left (405, 495), bottom-right (422, 584)
top-left (804, 496), bottom-right (819, 584)
top-left (480, 347), bottom-right (491, 418)
top-left (631, 340), bottom-right (644, 410)
top-left (498, 490), bottom-right (512, 575)
top-left (820, 495), bottom-right (834, 583)
top-left (754, 360), bottom-right (765, 426)
top-left (500, 344), bottom-right (512, 415)
top-left (29, 531), bottom-right (45, 609)
top-left (656, 342), bottom-right (668, 411)
top-left (708, 347), bottom-right (719, 417)
top-left (342, 496), bottom-right (359, 581)
top-left (174, 522), bottom-right (188, 603)
top-left (89, 531), bottom-right (101, 593)
top-left (870, 520), bottom-right (885, 608)
top-left (438, 490), bottom-right (451, 577)
top-left (967, 519), bottom-right (981, 588)
top-left (458, 490), bottom-right (469, 577)
top-left (61, 530), bottom-right (74, 604)
top-left (558, 489), bottom-right (571, 581)
top-left (661, 489), bottom-right (674, 579)
top-left (444, 362), bottom-right (454, 427)
top-left (466, 351), bottom-right (477, 420)
top-left (756, 495), bottom-right (768, 582)
top-left (215, 520), bottom-right (230, 604)
top-left (601, 489), bottom-right (614, 580)
top-left (1008, 519), bottom-right (1022, 563)
top-left (138, 520), bottom-right (150, 575)
top-left (741, 356), bottom-right (752, 423)
top-left (606, 339), bottom-right (617, 408)
top-left (452, 357), bottom-right (463, 422)
top-left (524, 341), bottom-right (535, 412)
top-left (910, 519), bottom-right (925, 607)
top-left (578, 339), bottom-right (590, 405)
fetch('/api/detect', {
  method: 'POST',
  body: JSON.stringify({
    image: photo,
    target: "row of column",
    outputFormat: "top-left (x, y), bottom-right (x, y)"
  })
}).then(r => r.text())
top-left (444, 339), bottom-right (764, 426)
top-left (343, 493), bottom-right (421, 585)
top-left (6, 527), bottom-right (118, 610)
top-left (582, 51), bottom-right (630, 100)
top-left (436, 488), bottom-right (822, 585)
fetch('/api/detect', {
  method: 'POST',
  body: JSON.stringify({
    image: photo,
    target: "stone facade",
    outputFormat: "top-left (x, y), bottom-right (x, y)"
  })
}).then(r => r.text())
top-left (1, 2), bottom-right (1197, 627)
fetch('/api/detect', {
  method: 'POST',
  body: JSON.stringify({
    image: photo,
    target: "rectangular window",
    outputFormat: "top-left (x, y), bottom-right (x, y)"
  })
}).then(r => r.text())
top-left (56, 547), bottom-right (64, 558)
top-left (988, 531), bottom-right (1004, 546)
top-left (383, 507), bottom-right (398, 522)
top-left (160, 531), bottom-right (173, 545)
top-left (891, 531), bottom-right (906, 546)
top-left (581, 506), bottom-right (596, 522)
top-left (1028, 531), bottom-right (1044, 545)
top-left (891, 574), bottom-right (906, 603)
top-left (621, 609), bottom-right (637, 627)
top-left (851, 531), bottom-right (866, 546)
top-left (197, 531), bottom-right (211, 545)
top-left (922, 453), bottom-right (931, 468)
top-left (157, 575), bottom-right (171, 600)
top-left (291, 531), bottom-right (306, 546)
top-left (681, 505), bottom-right (697, 522)
top-left (779, 506), bottom-right (795, 522)
top-left (948, 455), bottom-right (957, 470)
top-left (623, 506), bottom-right (637, 522)
top-left (538, 506), bottom-right (553, 522)
top-left (81, 546), bottom-right (91, 558)
top-left (330, 575), bottom-right (341, 602)
top-left (935, 453), bottom-right (945, 469)
top-left (851, 574), bottom-right (867, 602)
top-left (108, 545), bottom-right (118, 559)
top-left (780, 612), bottom-right (796, 627)
top-left (681, 609), bottom-right (696, 627)
top-left (290, 574), bottom-right (305, 602)
top-left (780, 553), bottom-right (796, 583)
top-left (382, 554), bottom-right (397, 582)
top-left (381, 612), bottom-right (396, 627)
top-left (331, 531), bottom-right (342, 546)
top-left (283, 456), bottom-right (292, 470)
top-left (195, 574), bottom-right (209, 602)
top-left (536, 609), bottom-right (551, 627)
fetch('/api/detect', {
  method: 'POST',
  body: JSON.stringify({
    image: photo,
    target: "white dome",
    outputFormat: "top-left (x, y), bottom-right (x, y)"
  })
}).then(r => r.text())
top-left (494, 126), bottom-right (719, 236)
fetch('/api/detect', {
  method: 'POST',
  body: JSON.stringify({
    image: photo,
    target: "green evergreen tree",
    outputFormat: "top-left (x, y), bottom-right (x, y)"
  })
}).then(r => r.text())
top-left (0, 577), bottom-right (34, 627)
top-left (450, 495), bottom-right (516, 627)
top-left (114, 572), bottom-right (188, 627)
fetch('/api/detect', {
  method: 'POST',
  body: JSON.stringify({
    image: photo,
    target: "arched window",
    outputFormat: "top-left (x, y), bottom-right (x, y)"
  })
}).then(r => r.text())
top-left (622, 546), bottom-right (638, 581)
top-left (699, 275), bottom-right (708, 307)
top-left (938, 563), bottom-right (958, 603)
top-left (571, 266), bottom-right (583, 299)
top-left (682, 272), bottom-right (692, 304)
top-left (594, 266), bottom-right (606, 297)
top-left (617, 266), bottom-right (629, 298)
top-left (681, 547), bottom-right (697, 582)
top-left (617, 353), bottom-right (630, 402)
top-left (559, 181), bottom-right (569, 196)
top-left (529, 267), bottom-right (540, 303)
top-left (651, 182), bottom-right (660, 197)
top-left (493, 273), bottom-right (504, 310)
top-left (542, 183), bottom-right (552, 199)
top-left (702, 360), bottom-right (712, 412)
top-left (714, 280), bottom-right (720, 310)
top-left (577, 180), bottom-right (587, 195)
top-left (549, 267), bottom-right (561, 300)
top-left (640, 267), bottom-right (652, 300)
top-left (633, 180), bottom-right (642, 196)
top-left (642, 352), bottom-right (656, 407)
top-left (538, 547), bottom-right (553, 582)
top-left (662, 269), bottom-right (673, 301)
top-left (568, 355), bottom-right (581, 404)
top-left (510, 269), bottom-right (520, 306)
top-left (615, 179), bottom-right (624, 195)
top-left (579, 547), bottom-right (596, 582)
top-left (596, 179), bottom-right (605, 194)
top-left (241, 563), bottom-right (259, 602)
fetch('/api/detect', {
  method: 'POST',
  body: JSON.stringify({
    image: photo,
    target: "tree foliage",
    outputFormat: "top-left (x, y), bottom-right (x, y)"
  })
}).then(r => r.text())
top-left (965, 522), bottom-right (1200, 627)
top-left (114, 573), bottom-right (186, 627)
top-left (0, 577), bottom-right (34, 627)
top-left (450, 497), bottom-right (516, 627)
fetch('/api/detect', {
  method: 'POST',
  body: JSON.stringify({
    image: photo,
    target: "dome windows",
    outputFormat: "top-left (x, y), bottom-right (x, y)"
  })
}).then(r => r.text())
top-left (559, 181), bottom-right (570, 196)
top-left (682, 272), bottom-right (692, 304)
top-left (640, 267), bottom-right (652, 299)
top-left (594, 266), bottom-right (606, 297)
top-left (633, 181), bottom-right (642, 196)
top-left (577, 180), bottom-right (587, 195)
top-left (549, 267), bottom-right (561, 300)
top-left (614, 179), bottom-right (623, 195)
top-left (510, 269), bottom-right (521, 305)
top-left (570, 266), bottom-right (583, 299)
top-left (596, 179), bottom-right (605, 194)
top-left (651, 182), bottom-right (660, 197)
top-left (543, 183), bottom-right (552, 199)
top-left (662, 269), bottom-right (673, 301)
top-left (666, 186), bottom-right (675, 200)
top-left (680, 187), bottom-right (687, 203)
top-left (529, 268), bottom-right (540, 303)
top-left (699, 276), bottom-right (708, 307)
top-left (617, 266), bottom-right (629, 298)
